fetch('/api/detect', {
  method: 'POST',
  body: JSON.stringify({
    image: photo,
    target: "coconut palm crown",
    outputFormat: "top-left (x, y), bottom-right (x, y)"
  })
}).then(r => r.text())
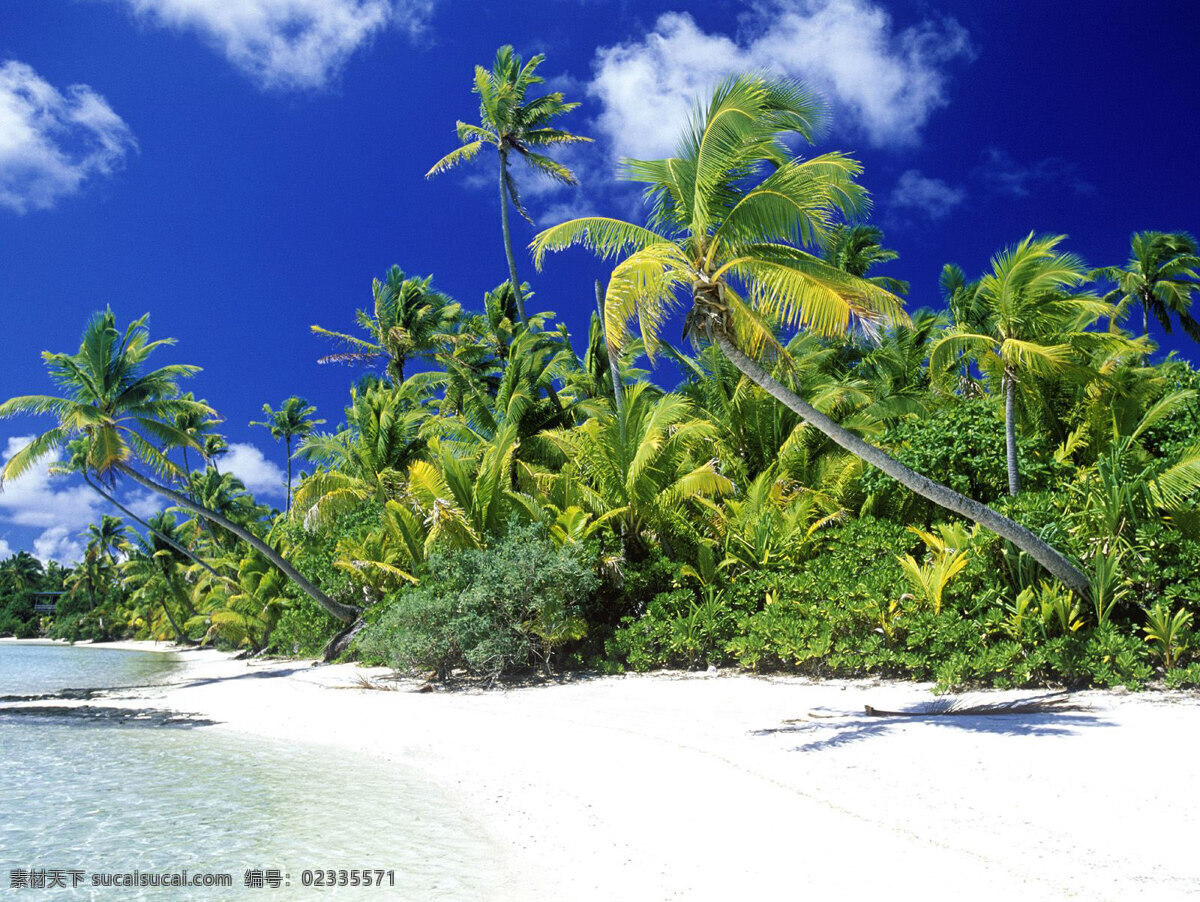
top-left (312, 266), bottom-right (461, 384)
top-left (931, 233), bottom-right (1145, 495)
top-left (427, 45), bottom-right (591, 323)
top-left (532, 74), bottom-right (904, 356)
top-left (1094, 231), bottom-right (1200, 343)
top-left (531, 73), bottom-right (1092, 594)
top-left (0, 309), bottom-right (208, 485)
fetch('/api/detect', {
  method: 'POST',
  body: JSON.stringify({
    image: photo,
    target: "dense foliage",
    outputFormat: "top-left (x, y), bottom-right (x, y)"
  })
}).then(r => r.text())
top-left (3, 56), bottom-right (1199, 690)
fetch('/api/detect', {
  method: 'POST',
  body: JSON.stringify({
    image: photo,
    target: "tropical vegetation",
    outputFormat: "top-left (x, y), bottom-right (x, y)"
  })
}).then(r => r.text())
top-left (2, 55), bottom-right (1199, 690)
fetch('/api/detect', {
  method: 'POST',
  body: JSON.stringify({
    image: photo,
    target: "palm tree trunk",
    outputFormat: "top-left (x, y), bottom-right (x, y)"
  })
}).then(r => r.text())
top-left (595, 280), bottom-right (626, 428)
top-left (83, 474), bottom-right (227, 583)
top-left (498, 147), bottom-right (529, 324)
top-left (157, 586), bottom-right (191, 645)
top-left (115, 463), bottom-right (360, 623)
top-left (285, 436), bottom-right (293, 514)
top-left (1004, 373), bottom-right (1020, 496)
top-left (711, 330), bottom-right (1090, 596)
top-left (160, 601), bottom-right (189, 644)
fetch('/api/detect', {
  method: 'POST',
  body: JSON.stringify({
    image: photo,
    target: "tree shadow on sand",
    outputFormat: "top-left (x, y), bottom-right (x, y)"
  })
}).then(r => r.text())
top-left (751, 693), bottom-right (1114, 752)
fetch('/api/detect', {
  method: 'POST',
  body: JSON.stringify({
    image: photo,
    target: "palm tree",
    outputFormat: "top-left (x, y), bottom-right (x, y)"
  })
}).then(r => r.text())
top-left (172, 392), bottom-right (219, 475)
top-left (86, 515), bottom-right (130, 568)
top-left (293, 382), bottom-right (426, 529)
top-left (427, 45), bottom-right (591, 324)
top-left (202, 433), bottom-right (228, 472)
top-left (542, 384), bottom-right (733, 558)
top-left (53, 437), bottom-right (226, 583)
top-left (250, 397), bottom-right (324, 511)
top-left (931, 234), bottom-right (1142, 496)
top-left (312, 266), bottom-right (461, 384)
top-left (121, 515), bottom-right (196, 645)
top-left (821, 224), bottom-right (910, 296)
top-left (65, 545), bottom-right (114, 612)
top-left (532, 73), bottom-right (1092, 594)
top-left (1093, 231), bottom-right (1200, 343)
top-left (183, 468), bottom-right (271, 554)
top-left (0, 310), bottom-right (358, 623)
top-left (1, 551), bottom-right (43, 594)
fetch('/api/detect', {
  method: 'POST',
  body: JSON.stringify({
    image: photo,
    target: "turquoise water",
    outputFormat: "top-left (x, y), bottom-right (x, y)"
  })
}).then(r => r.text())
top-left (0, 643), bottom-right (182, 696)
top-left (0, 644), bottom-right (515, 900)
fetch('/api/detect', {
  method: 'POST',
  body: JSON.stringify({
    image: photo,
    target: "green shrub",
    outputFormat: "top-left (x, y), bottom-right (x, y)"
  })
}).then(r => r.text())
top-left (269, 597), bottom-right (345, 657)
top-left (267, 506), bottom-right (375, 656)
top-left (862, 398), bottom-right (1064, 520)
top-left (357, 524), bottom-right (597, 681)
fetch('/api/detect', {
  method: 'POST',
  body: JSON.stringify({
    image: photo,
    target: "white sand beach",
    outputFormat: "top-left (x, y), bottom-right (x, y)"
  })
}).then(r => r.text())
top-left (6, 640), bottom-right (1200, 901)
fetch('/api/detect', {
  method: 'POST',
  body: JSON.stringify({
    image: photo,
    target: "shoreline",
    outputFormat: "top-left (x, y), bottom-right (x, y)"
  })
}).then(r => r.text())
top-left (4, 640), bottom-right (1200, 899)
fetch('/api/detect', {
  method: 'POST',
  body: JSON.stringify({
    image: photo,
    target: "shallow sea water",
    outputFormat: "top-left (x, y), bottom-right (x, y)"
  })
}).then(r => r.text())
top-left (0, 644), bottom-right (516, 900)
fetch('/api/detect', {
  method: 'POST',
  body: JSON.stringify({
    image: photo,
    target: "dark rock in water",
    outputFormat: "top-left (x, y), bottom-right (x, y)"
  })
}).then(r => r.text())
top-left (0, 686), bottom-right (109, 703)
top-left (0, 705), bottom-right (217, 729)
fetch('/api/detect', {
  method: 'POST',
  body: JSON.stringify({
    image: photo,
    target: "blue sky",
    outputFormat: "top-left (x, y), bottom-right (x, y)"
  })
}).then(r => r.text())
top-left (1, 0), bottom-right (1197, 562)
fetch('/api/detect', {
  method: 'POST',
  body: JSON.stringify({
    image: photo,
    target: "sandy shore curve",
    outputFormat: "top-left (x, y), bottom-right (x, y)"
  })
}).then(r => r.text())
top-left (3, 638), bottom-right (1199, 901)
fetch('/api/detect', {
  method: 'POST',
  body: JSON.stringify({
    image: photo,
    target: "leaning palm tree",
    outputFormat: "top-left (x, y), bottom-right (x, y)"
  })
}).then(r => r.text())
top-left (931, 234), bottom-right (1143, 496)
top-left (250, 396), bottom-right (324, 510)
top-left (1093, 231), bottom-right (1200, 343)
top-left (311, 266), bottom-right (461, 384)
top-left (532, 73), bottom-right (1091, 594)
top-left (0, 310), bottom-right (358, 624)
top-left (53, 437), bottom-right (227, 583)
top-left (427, 45), bottom-right (591, 323)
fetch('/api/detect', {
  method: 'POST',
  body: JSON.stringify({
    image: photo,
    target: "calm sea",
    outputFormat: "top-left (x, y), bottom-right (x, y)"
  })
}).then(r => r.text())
top-left (0, 643), bottom-right (515, 900)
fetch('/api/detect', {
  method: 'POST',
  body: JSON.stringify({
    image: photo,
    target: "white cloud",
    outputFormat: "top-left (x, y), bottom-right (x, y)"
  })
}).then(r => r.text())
top-left (889, 169), bottom-right (965, 220)
top-left (589, 1), bottom-right (972, 160)
top-left (113, 0), bottom-right (432, 91)
top-left (0, 60), bottom-right (136, 213)
top-left (33, 526), bottom-right (85, 566)
top-left (0, 436), bottom-right (101, 531)
top-left (0, 538), bottom-right (11, 558)
top-left (223, 442), bottom-right (286, 497)
top-left (0, 436), bottom-right (103, 564)
top-left (125, 490), bottom-right (165, 520)
top-left (976, 148), bottom-right (1094, 198)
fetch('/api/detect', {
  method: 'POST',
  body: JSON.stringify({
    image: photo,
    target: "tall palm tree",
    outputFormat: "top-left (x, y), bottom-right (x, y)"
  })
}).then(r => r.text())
top-left (0, 310), bottom-right (358, 623)
top-left (250, 396), bottom-right (324, 510)
top-left (312, 266), bottom-right (461, 384)
top-left (1093, 231), bottom-right (1200, 343)
top-left (532, 73), bottom-right (1091, 594)
top-left (931, 234), bottom-right (1142, 496)
top-left (427, 45), bottom-right (591, 324)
